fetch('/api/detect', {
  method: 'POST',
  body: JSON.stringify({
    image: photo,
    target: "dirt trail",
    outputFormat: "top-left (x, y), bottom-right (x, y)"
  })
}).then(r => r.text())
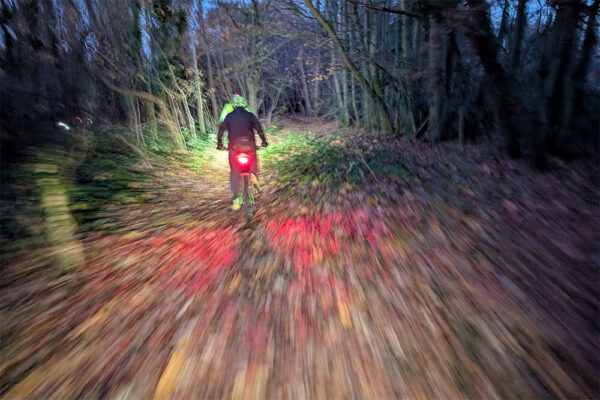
top-left (1, 119), bottom-right (598, 399)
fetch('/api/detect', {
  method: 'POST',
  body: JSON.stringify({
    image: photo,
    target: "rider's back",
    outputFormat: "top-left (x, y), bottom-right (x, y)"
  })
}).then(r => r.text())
top-left (223, 107), bottom-right (262, 150)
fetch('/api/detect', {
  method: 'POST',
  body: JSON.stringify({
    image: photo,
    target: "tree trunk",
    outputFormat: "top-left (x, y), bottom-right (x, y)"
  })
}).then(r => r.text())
top-left (248, 76), bottom-right (259, 115)
top-left (217, 51), bottom-right (234, 99)
top-left (192, 44), bottom-right (207, 134)
top-left (541, 0), bottom-right (582, 154)
top-left (443, 28), bottom-right (459, 139)
top-left (312, 50), bottom-right (321, 113)
top-left (363, 5), bottom-right (387, 135)
top-left (340, 0), bottom-right (350, 124)
top-left (401, 0), bottom-right (410, 64)
top-left (332, 53), bottom-right (348, 125)
top-left (573, 0), bottom-right (599, 81)
top-left (355, 12), bottom-right (374, 129)
top-left (169, 96), bottom-right (183, 134)
top-left (128, 96), bottom-right (141, 145)
top-left (131, 98), bottom-right (144, 145)
top-left (102, 78), bottom-right (186, 151)
top-left (510, 0), bottom-right (528, 70)
top-left (298, 46), bottom-right (313, 116)
top-left (461, 0), bottom-right (525, 158)
top-left (145, 100), bottom-right (158, 141)
top-left (167, 65), bottom-right (197, 139)
top-left (145, 58), bottom-right (158, 141)
top-left (458, 106), bottom-right (464, 148)
top-left (183, 97), bottom-right (196, 139)
top-left (412, 15), bottom-right (420, 64)
top-left (329, 0), bottom-right (349, 126)
top-left (266, 85), bottom-right (284, 125)
top-left (206, 51), bottom-right (219, 121)
top-left (198, 0), bottom-right (219, 121)
top-left (351, 74), bottom-right (360, 126)
top-left (399, 0), bottom-right (416, 136)
top-left (428, 14), bottom-right (444, 142)
top-left (135, 100), bottom-right (145, 146)
top-left (341, 68), bottom-right (349, 124)
top-left (567, 0), bottom-right (600, 154)
top-left (349, 1), bottom-right (379, 131)
top-left (497, 0), bottom-right (510, 48)
top-left (394, 5), bottom-right (402, 69)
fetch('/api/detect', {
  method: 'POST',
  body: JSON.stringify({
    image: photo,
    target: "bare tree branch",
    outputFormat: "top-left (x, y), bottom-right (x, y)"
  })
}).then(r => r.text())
top-left (344, 0), bottom-right (420, 18)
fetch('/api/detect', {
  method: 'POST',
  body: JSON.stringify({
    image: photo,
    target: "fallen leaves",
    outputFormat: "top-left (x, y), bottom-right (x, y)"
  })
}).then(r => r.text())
top-left (337, 301), bottom-right (353, 328)
top-left (154, 335), bottom-right (192, 399)
top-left (1, 121), bottom-right (598, 399)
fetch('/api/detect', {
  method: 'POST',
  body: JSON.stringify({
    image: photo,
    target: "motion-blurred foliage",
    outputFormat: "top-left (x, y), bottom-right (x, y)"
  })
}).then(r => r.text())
top-left (262, 132), bottom-right (410, 195)
top-left (69, 134), bottom-right (151, 231)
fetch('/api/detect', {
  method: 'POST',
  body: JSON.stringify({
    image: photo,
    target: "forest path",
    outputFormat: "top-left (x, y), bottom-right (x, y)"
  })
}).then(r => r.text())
top-left (1, 118), bottom-right (598, 399)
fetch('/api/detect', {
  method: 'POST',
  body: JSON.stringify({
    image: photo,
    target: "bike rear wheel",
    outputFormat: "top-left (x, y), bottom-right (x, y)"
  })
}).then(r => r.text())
top-left (242, 175), bottom-right (252, 223)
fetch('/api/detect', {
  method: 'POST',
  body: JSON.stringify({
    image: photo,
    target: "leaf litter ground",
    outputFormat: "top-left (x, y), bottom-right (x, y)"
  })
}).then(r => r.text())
top-left (1, 117), bottom-right (598, 399)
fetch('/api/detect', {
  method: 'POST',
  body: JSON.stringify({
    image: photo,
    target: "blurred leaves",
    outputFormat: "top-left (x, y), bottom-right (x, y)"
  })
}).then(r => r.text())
top-left (1, 119), bottom-right (598, 399)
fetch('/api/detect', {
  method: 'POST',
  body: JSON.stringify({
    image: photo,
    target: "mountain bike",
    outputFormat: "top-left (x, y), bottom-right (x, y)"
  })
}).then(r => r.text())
top-left (233, 150), bottom-right (258, 224)
top-left (222, 145), bottom-right (260, 226)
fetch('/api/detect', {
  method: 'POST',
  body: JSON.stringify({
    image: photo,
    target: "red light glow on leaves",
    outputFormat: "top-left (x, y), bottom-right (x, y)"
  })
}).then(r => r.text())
top-left (128, 228), bottom-right (240, 296)
top-left (266, 208), bottom-right (391, 272)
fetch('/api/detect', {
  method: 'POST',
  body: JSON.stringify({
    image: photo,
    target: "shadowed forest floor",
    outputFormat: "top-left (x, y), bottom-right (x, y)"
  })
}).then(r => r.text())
top-left (1, 118), bottom-right (599, 399)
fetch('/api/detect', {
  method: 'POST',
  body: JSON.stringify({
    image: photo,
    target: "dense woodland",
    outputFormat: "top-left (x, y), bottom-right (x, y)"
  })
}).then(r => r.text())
top-left (1, 2), bottom-right (599, 398)
top-left (1, 0), bottom-right (598, 163)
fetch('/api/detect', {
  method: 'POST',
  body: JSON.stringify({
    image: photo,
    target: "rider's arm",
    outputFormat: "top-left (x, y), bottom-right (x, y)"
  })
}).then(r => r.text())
top-left (251, 114), bottom-right (267, 144)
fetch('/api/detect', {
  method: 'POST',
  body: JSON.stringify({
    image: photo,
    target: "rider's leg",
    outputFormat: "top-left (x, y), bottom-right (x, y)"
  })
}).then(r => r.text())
top-left (249, 150), bottom-right (260, 190)
top-left (250, 150), bottom-right (258, 176)
top-left (228, 151), bottom-right (241, 198)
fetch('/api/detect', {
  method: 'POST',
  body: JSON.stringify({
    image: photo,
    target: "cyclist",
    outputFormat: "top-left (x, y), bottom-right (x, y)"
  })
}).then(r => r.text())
top-left (217, 95), bottom-right (268, 210)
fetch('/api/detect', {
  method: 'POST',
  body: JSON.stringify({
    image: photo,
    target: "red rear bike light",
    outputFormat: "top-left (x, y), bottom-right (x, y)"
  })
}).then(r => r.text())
top-left (236, 153), bottom-right (250, 165)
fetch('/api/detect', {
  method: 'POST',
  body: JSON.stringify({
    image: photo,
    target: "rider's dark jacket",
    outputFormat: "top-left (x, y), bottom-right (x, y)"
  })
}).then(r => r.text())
top-left (217, 107), bottom-right (265, 151)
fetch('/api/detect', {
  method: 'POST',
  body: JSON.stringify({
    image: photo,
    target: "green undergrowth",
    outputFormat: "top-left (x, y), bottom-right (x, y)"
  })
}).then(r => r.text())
top-left (182, 135), bottom-right (215, 173)
top-left (262, 131), bottom-right (410, 197)
top-left (72, 126), bottom-right (217, 231)
top-left (0, 162), bottom-right (46, 254)
top-left (69, 134), bottom-right (152, 231)
top-left (264, 124), bottom-right (279, 137)
top-left (180, 124), bottom-right (278, 172)
top-left (150, 124), bottom-right (220, 172)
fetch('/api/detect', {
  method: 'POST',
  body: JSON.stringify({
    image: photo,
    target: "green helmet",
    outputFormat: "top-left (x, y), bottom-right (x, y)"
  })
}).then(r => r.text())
top-left (231, 94), bottom-right (248, 108)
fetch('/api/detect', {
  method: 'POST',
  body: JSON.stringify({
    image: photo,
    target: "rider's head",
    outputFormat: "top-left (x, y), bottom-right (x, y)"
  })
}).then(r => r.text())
top-left (231, 93), bottom-right (248, 109)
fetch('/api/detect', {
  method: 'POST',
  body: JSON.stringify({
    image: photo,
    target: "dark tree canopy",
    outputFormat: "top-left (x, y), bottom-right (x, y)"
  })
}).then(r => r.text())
top-left (1, 0), bottom-right (598, 161)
